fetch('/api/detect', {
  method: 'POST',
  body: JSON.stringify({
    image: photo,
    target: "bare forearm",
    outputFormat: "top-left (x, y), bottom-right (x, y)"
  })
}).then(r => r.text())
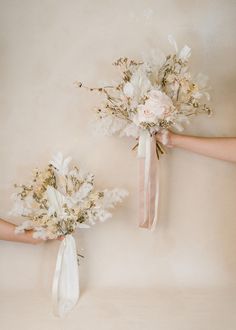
top-left (0, 218), bottom-right (40, 244)
top-left (171, 134), bottom-right (236, 163)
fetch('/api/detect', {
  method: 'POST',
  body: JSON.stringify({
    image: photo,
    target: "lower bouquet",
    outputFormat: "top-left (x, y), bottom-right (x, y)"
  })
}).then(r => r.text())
top-left (11, 153), bottom-right (128, 317)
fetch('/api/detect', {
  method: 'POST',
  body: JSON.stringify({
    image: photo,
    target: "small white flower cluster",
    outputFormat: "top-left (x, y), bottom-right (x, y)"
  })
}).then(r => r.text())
top-left (11, 153), bottom-right (128, 239)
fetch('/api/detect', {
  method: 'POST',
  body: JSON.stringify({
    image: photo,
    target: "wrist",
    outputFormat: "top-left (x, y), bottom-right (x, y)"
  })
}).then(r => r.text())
top-left (24, 230), bottom-right (43, 244)
top-left (169, 132), bottom-right (179, 147)
top-left (15, 229), bottom-right (41, 244)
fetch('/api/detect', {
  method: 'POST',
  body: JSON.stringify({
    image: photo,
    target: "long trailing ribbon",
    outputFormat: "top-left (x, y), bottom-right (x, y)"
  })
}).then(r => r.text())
top-left (138, 131), bottom-right (159, 231)
top-left (52, 234), bottom-right (79, 317)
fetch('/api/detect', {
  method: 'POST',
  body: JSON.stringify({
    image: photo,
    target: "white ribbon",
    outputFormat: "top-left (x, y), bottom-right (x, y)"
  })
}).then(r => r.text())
top-left (138, 131), bottom-right (160, 231)
top-left (52, 234), bottom-right (79, 317)
top-left (138, 131), bottom-right (151, 224)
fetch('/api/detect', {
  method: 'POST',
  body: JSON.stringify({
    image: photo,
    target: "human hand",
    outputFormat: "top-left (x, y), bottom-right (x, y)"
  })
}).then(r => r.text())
top-left (0, 218), bottom-right (64, 244)
top-left (155, 130), bottom-right (175, 148)
top-left (24, 230), bottom-right (65, 245)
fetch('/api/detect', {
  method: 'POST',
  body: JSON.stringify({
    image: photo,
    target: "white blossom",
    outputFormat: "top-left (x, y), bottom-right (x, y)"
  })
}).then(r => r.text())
top-left (120, 123), bottom-right (140, 138)
top-left (50, 152), bottom-right (72, 175)
top-left (69, 182), bottom-right (93, 205)
top-left (15, 220), bottom-right (34, 234)
top-left (77, 223), bottom-right (90, 229)
top-left (179, 45), bottom-right (191, 61)
top-left (100, 189), bottom-right (129, 209)
top-left (10, 199), bottom-right (29, 217)
top-left (168, 34), bottom-right (178, 52)
top-left (133, 90), bottom-right (174, 125)
top-left (93, 116), bottom-right (127, 136)
top-left (129, 66), bottom-right (152, 101)
top-left (46, 186), bottom-right (66, 216)
top-left (94, 209), bottom-right (112, 222)
top-left (32, 228), bottom-right (48, 240)
top-left (123, 82), bottom-right (135, 98)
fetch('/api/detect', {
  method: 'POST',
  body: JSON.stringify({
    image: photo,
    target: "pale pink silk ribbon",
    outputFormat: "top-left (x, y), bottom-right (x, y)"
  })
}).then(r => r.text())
top-left (138, 131), bottom-right (159, 230)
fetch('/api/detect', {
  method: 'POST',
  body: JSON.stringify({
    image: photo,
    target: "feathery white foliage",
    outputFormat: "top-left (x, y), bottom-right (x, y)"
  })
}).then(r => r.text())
top-left (50, 152), bottom-right (72, 175)
top-left (120, 123), bottom-right (140, 138)
top-left (168, 34), bottom-right (178, 52)
top-left (100, 189), bottom-right (129, 209)
top-left (94, 115), bottom-right (127, 136)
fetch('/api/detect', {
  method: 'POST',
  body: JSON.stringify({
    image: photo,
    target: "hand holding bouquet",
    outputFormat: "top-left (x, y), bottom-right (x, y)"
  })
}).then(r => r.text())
top-left (76, 36), bottom-right (212, 230)
top-left (12, 153), bottom-right (127, 239)
top-left (11, 153), bottom-right (128, 316)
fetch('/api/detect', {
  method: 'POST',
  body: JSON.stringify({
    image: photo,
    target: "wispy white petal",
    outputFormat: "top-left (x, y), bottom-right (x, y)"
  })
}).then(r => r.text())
top-left (168, 34), bottom-right (178, 52)
top-left (50, 152), bottom-right (72, 175)
top-left (179, 45), bottom-right (191, 61)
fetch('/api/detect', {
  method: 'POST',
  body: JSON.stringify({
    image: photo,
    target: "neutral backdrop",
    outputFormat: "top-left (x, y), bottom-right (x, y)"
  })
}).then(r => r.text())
top-left (0, 0), bottom-right (236, 328)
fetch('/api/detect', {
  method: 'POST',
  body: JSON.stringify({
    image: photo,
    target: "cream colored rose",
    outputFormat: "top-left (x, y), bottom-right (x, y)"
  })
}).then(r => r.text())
top-left (133, 90), bottom-right (174, 125)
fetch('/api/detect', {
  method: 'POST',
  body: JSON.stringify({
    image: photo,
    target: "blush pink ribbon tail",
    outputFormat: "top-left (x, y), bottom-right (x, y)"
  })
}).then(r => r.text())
top-left (138, 132), bottom-right (159, 230)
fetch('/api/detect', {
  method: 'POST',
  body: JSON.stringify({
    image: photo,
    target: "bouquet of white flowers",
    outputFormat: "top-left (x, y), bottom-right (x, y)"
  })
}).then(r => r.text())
top-left (76, 36), bottom-right (212, 230)
top-left (11, 153), bottom-right (128, 316)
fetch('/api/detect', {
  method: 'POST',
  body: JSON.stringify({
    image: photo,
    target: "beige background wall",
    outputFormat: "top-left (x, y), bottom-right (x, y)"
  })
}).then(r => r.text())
top-left (0, 0), bottom-right (236, 294)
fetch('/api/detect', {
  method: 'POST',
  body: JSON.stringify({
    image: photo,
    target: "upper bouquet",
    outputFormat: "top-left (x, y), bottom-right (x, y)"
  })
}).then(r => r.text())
top-left (76, 36), bottom-right (211, 156)
top-left (11, 153), bottom-right (127, 239)
top-left (76, 36), bottom-right (212, 231)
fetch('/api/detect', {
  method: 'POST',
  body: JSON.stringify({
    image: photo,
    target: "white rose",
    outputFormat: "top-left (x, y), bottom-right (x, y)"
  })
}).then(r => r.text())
top-left (133, 90), bottom-right (174, 125)
top-left (134, 106), bottom-right (157, 124)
